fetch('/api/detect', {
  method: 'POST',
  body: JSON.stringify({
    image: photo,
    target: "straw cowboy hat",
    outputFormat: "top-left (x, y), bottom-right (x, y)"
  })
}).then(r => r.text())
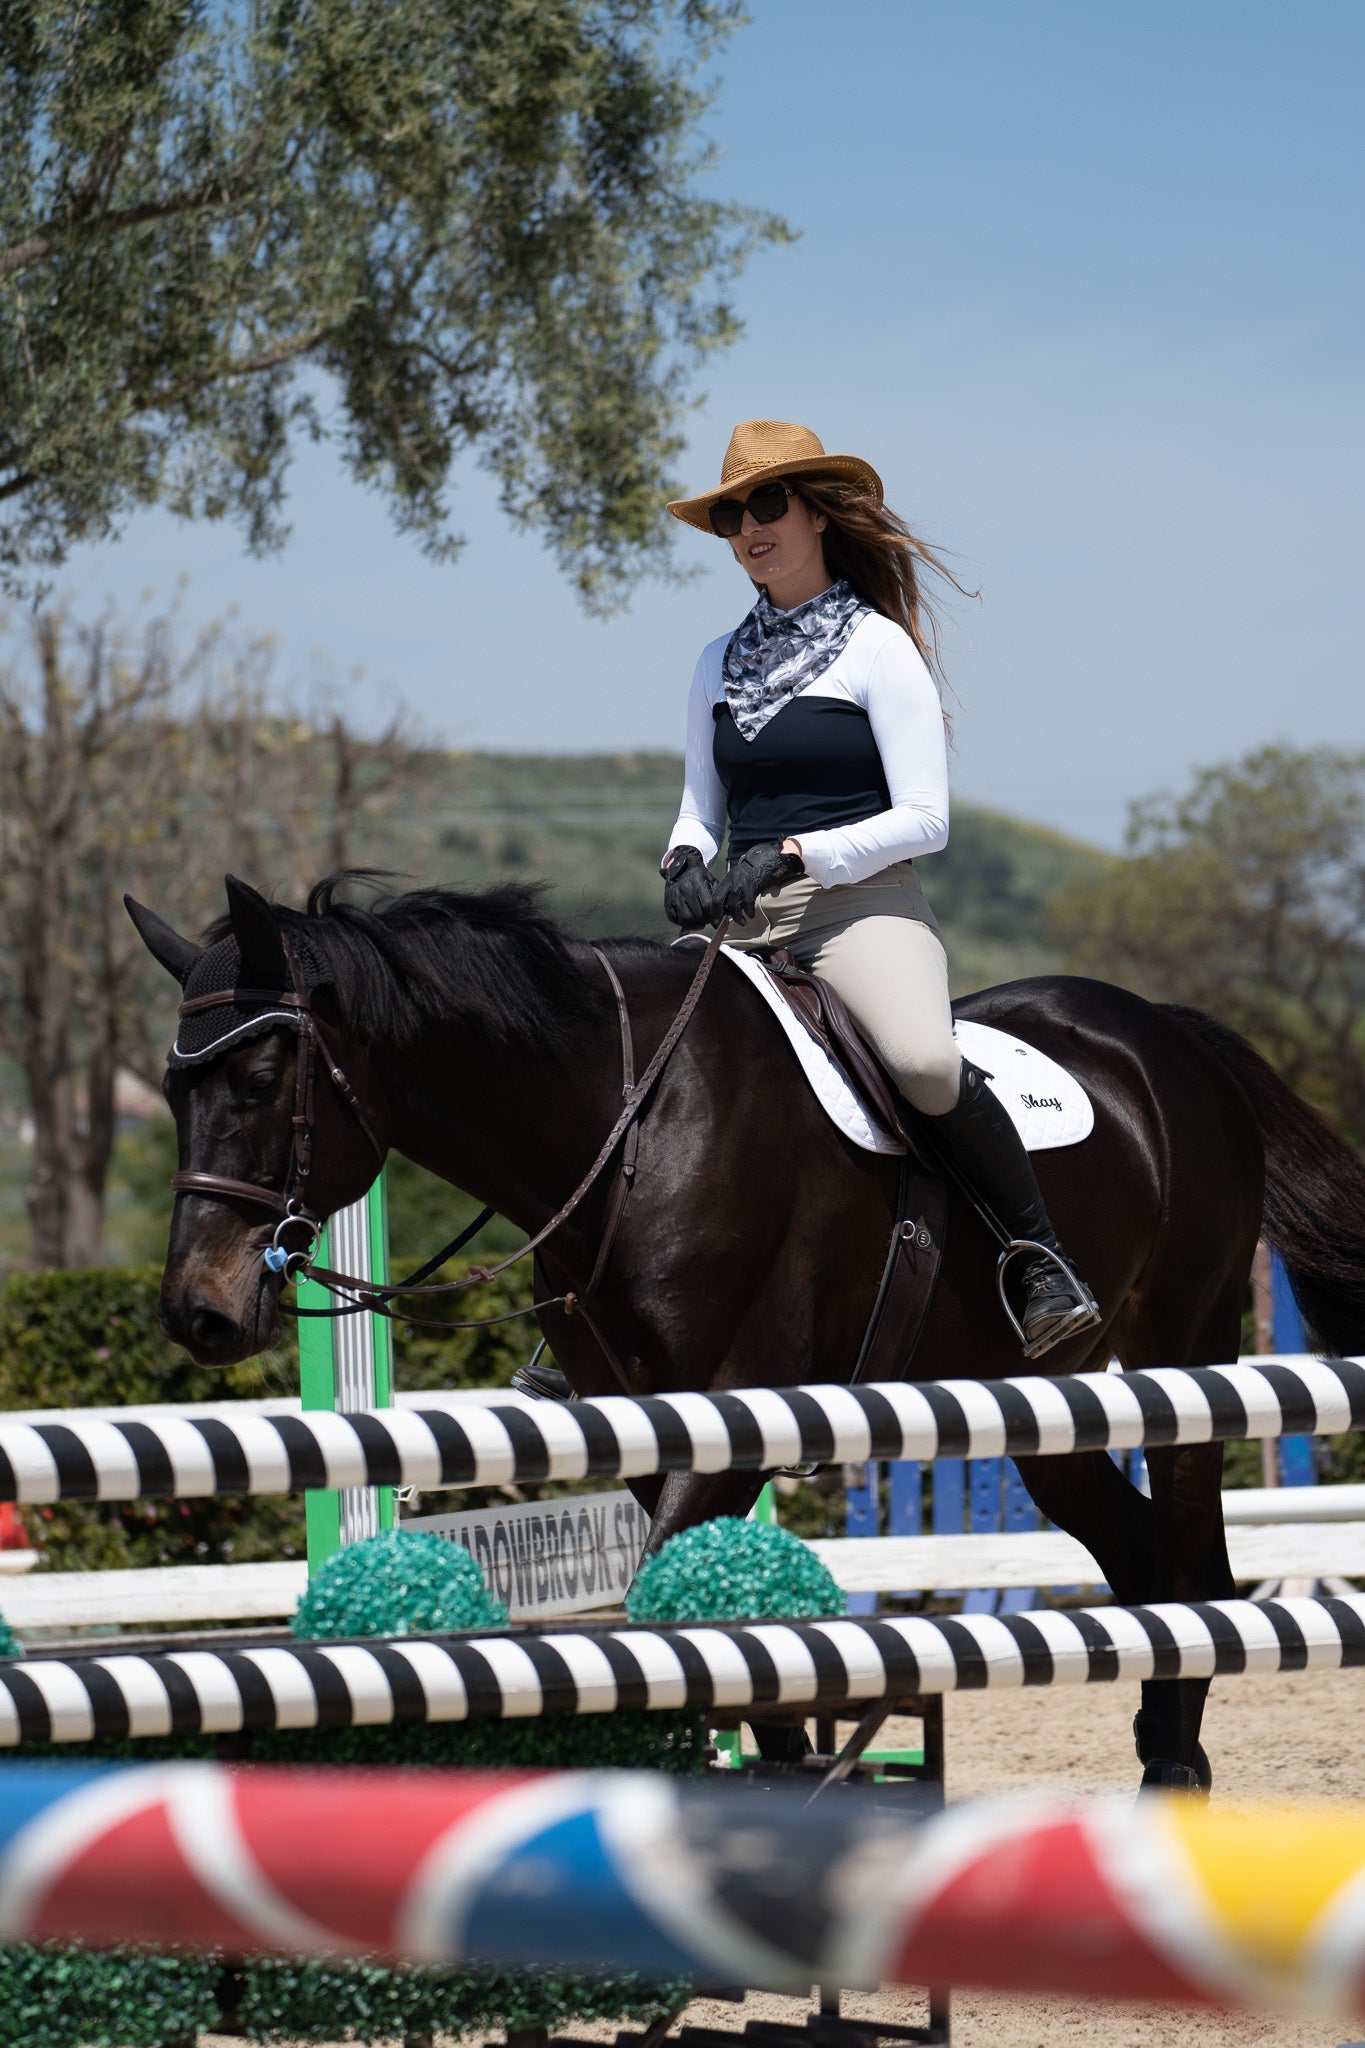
top-left (666, 419), bottom-right (883, 533)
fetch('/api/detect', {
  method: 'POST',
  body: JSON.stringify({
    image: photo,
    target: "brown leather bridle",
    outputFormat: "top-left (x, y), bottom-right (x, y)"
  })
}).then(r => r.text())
top-left (167, 921), bottom-right (730, 1367)
top-left (169, 943), bottom-right (389, 1277)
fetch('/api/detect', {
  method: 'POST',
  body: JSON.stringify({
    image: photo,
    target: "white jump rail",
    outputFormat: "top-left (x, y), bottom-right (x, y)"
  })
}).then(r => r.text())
top-left (1, 1354), bottom-right (1361, 1505)
top-left (6, 1519), bottom-right (1363, 1631)
top-left (1, 1561), bottom-right (306, 1631)
top-left (811, 1522), bottom-right (1365, 1593)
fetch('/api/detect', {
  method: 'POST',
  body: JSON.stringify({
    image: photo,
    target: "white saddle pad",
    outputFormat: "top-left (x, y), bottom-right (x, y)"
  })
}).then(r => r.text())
top-left (706, 942), bottom-right (1094, 1155)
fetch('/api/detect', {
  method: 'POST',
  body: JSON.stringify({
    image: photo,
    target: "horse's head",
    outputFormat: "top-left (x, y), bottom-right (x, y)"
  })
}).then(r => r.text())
top-left (127, 876), bottom-right (390, 1366)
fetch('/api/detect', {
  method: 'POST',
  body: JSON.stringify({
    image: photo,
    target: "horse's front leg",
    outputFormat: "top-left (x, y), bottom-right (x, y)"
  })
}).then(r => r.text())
top-left (628, 1467), bottom-right (810, 1764)
top-left (631, 1468), bottom-right (769, 1558)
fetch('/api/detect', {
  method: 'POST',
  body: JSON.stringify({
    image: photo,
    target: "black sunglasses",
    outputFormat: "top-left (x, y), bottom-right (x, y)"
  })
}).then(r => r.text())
top-left (708, 480), bottom-right (793, 539)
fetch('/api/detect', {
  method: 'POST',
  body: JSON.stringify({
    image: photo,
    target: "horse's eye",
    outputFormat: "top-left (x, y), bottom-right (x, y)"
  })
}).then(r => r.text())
top-left (245, 1069), bottom-right (277, 1099)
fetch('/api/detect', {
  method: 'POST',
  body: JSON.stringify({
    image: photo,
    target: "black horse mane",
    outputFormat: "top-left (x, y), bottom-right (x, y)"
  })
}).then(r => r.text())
top-left (207, 872), bottom-right (661, 1053)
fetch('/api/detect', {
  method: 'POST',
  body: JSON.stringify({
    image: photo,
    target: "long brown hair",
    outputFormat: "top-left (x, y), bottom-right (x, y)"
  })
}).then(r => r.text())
top-left (792, 477), bottom-right (971, 690)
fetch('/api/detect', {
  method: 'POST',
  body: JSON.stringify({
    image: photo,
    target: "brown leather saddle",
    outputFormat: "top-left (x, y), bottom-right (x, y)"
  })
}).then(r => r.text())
top-left (758, 947), bottom-right (949, 1383)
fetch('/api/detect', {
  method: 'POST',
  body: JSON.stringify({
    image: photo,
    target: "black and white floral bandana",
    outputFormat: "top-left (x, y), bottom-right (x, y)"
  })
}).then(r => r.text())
top-left (721, 578), bottom-right (870, 742)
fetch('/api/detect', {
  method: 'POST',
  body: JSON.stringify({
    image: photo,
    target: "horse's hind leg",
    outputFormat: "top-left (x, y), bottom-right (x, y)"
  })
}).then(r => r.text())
top-left (1014, 1435), bottom-right (1231, 1792)
top-left (1133, 1438), bottom-right (1234, 1791)
top-left (1009, 1447), bottom-right (1157, 1607)
top-left (1118, 1283), bottom-right (1243, 1794)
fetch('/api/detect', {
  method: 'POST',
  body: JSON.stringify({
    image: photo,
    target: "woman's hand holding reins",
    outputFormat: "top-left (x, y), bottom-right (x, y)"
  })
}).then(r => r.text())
top-left (711, 842), bottom-right (806, 923)
top-left (661, 845), bottom-right (715, 930)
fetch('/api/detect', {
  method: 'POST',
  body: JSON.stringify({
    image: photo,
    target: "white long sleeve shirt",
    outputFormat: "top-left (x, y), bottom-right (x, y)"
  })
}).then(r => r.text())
top-left (665, 610), bottom-right (949, 888)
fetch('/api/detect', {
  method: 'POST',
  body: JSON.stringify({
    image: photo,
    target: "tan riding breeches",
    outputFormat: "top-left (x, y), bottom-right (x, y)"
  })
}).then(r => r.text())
top-left (725, 861), bottom-right (963, 1117)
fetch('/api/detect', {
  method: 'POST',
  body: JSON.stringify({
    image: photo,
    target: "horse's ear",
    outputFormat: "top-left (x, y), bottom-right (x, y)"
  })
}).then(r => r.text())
top-left (124, 897), bottom-right (202, 986)
top-left (224, 875), bottom-right (288, 985)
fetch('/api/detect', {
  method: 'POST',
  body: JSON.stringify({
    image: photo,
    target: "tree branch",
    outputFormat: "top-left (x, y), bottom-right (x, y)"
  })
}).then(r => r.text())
top-left (134, 324), bottom-right (342, 410)
top-left (1, 178), bottom-right (252, 278)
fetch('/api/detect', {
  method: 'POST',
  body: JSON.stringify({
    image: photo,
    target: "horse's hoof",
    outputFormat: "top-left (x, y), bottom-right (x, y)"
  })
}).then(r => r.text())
top-left (1133, 1714), bottom-right (1212, 1792)
top-left (751, 1721), bottom-right (813, 1765)
top-left (1139, 1756), bottom-right (1210, 1796)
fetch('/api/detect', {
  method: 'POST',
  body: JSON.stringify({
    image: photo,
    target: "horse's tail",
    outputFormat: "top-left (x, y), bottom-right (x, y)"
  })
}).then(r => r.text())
top-left (1159, 1004), bottom-right (1365, 1357)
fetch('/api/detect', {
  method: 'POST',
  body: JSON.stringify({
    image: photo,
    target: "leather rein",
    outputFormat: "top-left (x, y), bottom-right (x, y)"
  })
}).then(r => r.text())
top-left (169, 923), bottom-right (730, 1355)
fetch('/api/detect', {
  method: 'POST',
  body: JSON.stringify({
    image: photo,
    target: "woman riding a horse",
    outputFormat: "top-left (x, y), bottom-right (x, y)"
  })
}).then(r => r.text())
top-left (660, 419), bottom-right (1100, 1359)
top-left (131, 419), bottom-right (1365, 1794)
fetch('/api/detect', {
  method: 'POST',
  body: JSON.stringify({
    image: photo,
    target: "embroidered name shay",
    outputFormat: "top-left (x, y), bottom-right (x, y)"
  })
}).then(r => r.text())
top-left (1021, 1092), bottom-right (1064, 1113)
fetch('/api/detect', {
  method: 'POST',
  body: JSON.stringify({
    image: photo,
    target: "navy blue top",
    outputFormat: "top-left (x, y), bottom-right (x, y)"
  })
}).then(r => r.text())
top-left (712, 696), bottom-right (891, 860)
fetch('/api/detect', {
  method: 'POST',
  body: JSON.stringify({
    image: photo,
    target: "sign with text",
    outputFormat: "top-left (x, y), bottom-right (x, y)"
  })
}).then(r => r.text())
top-left (402, 1490), bottom-right (650, 1621)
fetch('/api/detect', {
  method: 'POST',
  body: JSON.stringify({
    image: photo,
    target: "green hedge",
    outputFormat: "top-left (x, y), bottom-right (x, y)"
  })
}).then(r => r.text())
top-left (0, 1941), bottom-right (220, 2048)
top-left (0, 1261), bottom-right (538, 1570)
top-left (0, 1266), bottom-right (304, 1572)
top-left (0, 1258), bottom-right (538, 1415)
top-left (232, 1955), bottom-right (683, 2045)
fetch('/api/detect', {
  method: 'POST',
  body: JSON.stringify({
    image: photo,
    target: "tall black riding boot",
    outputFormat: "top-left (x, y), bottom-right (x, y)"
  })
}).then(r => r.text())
top-left (929, 1060), bottom-right (1101, 1359)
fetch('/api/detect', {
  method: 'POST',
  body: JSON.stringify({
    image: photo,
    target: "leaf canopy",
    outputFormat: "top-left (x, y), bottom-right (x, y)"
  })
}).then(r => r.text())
top-left (0, 0), bottom-right (784, 605)
top-left (1051, 744), bottom-right (1365, 1143)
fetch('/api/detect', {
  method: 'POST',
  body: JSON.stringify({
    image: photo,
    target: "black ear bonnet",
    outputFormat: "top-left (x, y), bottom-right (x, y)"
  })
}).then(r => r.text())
top-left (168, 932), bottom-right (326, 1067)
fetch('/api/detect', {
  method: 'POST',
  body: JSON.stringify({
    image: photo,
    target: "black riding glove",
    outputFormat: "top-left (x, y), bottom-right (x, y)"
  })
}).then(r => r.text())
top-left (661, 845), bottom-right (715, 931)
top-left (712, 842), bottom-right (806, 923)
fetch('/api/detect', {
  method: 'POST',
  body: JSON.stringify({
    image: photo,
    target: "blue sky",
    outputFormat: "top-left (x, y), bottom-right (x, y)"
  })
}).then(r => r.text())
top-left (62, 0), bottom-right (1363, 847)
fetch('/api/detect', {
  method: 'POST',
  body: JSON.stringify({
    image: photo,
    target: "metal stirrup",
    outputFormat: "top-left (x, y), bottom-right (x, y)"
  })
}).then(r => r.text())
top-left (995, 1238), bottom-right (1101, 1356)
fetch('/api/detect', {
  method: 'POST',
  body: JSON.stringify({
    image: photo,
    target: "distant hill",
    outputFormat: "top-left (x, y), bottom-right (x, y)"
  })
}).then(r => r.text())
top-left (380, 748), bottom-right (1109, 996)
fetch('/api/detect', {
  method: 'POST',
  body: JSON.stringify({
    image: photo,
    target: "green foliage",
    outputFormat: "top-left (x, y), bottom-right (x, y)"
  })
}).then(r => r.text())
top-left (919, 801), bottom-right (1105, 994)
top-left (383, 1152), bottom-right (522, 1268)
top-left (0, 1255), bottom-right (538, 1569)
top-left (0, 1937), bottom-right (685, 2046)
top-left (0, 1264), bottom-right (307, 1571)
top-left (0, 1943), bottom-right (219, 2048)
top-left (249, 1705), bottom-right (707, 1775)
top-left (0, 0), bottom-right (783, 607)
top-left (0, 1610), bottom-right (17, 1657)
top-left (626, 1514), bottom-right (846, 1623)
top-left (234, 1954), bottom-right (686, 2044)
top-left (0, 1263), bottom-right (277, 1410)
top-left (278, 1522), bottom-right (706, 1775)
top-left (1051, 745), bottom-right (1365, 1143)
top-left (292, 1528), bottom-right (507, 1639)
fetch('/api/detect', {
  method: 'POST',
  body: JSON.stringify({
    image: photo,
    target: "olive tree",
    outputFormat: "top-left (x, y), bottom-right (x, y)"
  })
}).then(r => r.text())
top-left (1050, 745), bottom-right (1365, 1145)
top-left (0, 0), bottom-right (780, 606)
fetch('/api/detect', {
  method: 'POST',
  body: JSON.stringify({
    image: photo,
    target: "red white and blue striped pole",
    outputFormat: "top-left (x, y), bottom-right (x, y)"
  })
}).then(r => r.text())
top-left (5, 1761), bottom-right (1365, 2017)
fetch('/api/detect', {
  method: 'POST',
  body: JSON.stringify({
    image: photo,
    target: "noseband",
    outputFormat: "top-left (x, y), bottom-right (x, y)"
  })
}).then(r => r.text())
top-left (169, 951), bottom-right (387, 1278)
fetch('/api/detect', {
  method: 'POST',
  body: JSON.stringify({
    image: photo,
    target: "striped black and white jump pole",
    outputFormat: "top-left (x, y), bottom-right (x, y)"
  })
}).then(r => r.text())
top-left (295, 1176), bottom-right (394, 1565)
top-left (4, 1359), bottom-right (1365, 1508)
top-left (3, 1593), bottom-right (1364, 1747)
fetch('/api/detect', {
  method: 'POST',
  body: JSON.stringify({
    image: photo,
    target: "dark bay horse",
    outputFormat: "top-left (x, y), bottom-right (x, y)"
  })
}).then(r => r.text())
top-left (130, 874), bottom-right (1365, 1792)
